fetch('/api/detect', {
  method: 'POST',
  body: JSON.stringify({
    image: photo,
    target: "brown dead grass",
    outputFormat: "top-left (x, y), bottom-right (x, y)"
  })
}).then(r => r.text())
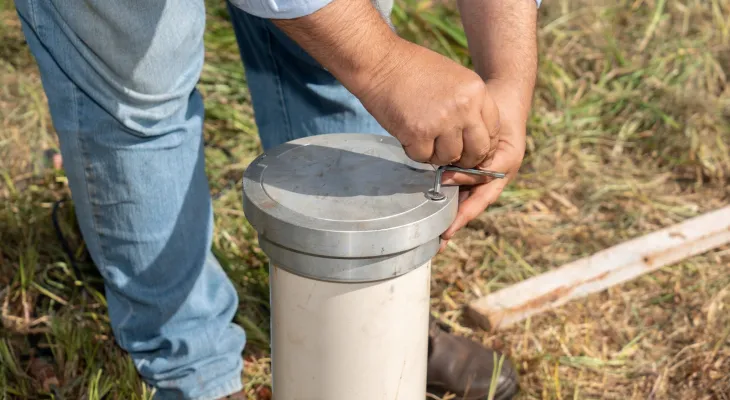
top-left (425, 0), bottom-right (730, 398)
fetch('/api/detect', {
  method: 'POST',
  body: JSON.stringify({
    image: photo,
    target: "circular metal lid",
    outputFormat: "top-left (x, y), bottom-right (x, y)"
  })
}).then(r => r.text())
top-left (242, 133), bottom-right (458, 259)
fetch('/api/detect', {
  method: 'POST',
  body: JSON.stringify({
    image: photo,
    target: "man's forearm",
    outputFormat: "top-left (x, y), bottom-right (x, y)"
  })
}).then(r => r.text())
top-left (271, 0), bottom-right (405, 97)
top-left (457, 0), bottom-right (538, 122)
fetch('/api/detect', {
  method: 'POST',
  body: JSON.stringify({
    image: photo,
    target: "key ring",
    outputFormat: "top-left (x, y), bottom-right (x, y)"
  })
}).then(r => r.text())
top-left (426, 165), bottom-right (506, 201)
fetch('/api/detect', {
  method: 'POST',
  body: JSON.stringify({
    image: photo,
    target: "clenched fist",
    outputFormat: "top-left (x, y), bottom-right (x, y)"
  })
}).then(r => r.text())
top-left (356, 41), bottom-right (500, 168)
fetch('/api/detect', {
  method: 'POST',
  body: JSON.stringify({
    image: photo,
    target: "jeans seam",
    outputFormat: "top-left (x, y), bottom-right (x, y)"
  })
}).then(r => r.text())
top-left (263, 25), bottom-right (293, 142)
top-left (27, 0), bottom-right (39, 34)
top-left (70, 81), bottom-right (135, 349)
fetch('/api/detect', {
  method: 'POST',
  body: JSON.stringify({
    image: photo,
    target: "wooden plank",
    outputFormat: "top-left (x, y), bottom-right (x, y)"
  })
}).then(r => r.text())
top-left (467, 205), bottom-right (730, 331)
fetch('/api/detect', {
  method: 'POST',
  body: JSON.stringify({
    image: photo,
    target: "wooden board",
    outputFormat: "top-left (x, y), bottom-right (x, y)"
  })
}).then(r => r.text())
top-left (467, 205), bottom-right (730, 331)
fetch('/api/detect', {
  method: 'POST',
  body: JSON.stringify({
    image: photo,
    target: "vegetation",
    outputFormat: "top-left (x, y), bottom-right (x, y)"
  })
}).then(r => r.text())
top-left (1, 0), bottom-right (728, 398)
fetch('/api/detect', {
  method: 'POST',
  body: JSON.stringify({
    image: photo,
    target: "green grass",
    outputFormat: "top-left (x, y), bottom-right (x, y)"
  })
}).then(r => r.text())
top-left (2, 0), bottom-right (730, 399)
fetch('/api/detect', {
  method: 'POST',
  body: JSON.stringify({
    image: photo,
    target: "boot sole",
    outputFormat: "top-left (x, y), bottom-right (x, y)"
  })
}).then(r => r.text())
top-left (426, 365), bottom-right (519, 400)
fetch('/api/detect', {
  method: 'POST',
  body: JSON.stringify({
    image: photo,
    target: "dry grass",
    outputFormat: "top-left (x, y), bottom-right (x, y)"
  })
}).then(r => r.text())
top-left (1, 0), bottom-right (729, 399)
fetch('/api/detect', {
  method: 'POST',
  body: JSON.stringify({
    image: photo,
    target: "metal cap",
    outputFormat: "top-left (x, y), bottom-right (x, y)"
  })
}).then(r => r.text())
top-left (242, 133), bottom-right (458, 281)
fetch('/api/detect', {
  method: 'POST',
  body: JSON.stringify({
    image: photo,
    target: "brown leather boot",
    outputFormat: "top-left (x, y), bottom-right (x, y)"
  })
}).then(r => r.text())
top-left (426, 318), bottom-right (519, 400)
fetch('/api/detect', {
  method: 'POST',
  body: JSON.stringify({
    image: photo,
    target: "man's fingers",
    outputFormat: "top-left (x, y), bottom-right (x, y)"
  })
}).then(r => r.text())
top-left (402, 141), bottom-right (434, 163)
top-left (457, 122), bottom-right (491, 169)
top-left (431, 134), bottom-right (464, 166)
top-left (457, 92), bottom-right (501, 168)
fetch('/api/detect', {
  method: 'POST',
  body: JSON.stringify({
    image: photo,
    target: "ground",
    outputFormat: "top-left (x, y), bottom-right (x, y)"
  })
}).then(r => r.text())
top-left (1, 0), bottom-right (729, 399)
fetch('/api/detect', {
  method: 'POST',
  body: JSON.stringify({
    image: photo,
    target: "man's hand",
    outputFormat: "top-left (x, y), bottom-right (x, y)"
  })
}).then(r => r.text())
top-left (438, 80), bottom-right (528, 250)
top-left (272, 0), bottom-right (538, 240)
top-left (355, 43), bottom-right (500, 168)
top-left (433, 0), bottom-right (538, 247)
top-left (272, 0), bottom-right (500, 168)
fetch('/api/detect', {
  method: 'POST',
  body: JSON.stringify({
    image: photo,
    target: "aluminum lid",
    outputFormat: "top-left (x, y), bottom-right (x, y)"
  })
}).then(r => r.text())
top-left (242, 133), bottom-right (458, 260)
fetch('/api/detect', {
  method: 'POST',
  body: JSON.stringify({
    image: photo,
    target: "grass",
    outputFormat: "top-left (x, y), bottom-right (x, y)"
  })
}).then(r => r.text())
top-left (1, 0), bottom-right (729, 398)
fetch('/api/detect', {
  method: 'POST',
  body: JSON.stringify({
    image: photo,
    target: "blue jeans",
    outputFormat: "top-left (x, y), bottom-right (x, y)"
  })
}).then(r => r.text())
top-left (14, 1), bottom-right (389, 399)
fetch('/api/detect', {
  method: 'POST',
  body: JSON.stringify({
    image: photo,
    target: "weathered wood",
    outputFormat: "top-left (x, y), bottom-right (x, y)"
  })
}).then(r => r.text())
top-left (467, 205), bottom-right (730, 331)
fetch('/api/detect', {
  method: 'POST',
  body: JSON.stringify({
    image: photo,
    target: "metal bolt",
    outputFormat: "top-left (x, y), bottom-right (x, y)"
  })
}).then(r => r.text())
top-left (426, 189), bottom-right (446, 201)
top-left (426, 167), bottom-right (447, 201)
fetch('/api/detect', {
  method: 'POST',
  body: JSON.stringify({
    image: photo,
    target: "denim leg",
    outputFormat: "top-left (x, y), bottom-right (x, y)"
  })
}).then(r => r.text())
top-left (227, 1), bottom-right (393, 150)
top-left (15, 1), bottom-right (246, 399)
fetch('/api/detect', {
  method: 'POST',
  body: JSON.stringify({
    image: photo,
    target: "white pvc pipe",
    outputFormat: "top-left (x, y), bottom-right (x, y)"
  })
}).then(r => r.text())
top-left (269, 261), bottom-right (431, 400)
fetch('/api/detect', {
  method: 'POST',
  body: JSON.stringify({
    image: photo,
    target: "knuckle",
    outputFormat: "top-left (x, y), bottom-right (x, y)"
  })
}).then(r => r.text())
top-left (456, 81), bottom-right (486, 114)
top-left (437, 106), bottom-right (450, 122)
top-left (409, 118), bottom-right (433, 138)
top-left (413, 120), bottom-right (428, 135)
top-left (461, 77), bottom-right (486, 96)
top-left (453, 94), bottom-right (472, 114)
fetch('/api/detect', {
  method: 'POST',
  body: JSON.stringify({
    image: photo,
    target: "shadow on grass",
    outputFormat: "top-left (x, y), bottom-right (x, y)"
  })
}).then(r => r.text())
top-left (0, 181), bottom-right (146, 398)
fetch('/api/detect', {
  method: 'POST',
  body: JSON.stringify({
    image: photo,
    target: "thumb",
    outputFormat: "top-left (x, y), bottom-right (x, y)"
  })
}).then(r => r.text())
top-left (440, 146), bottom-right (519, 240)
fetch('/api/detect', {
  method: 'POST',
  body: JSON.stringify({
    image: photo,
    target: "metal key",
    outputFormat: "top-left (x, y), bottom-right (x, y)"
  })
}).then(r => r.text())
top-left (426, 165), bottom-right (506, 201)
